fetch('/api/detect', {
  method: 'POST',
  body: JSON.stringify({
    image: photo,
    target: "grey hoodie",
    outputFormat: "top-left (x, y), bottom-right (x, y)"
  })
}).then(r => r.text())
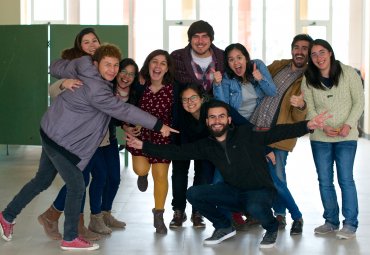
top-left (42, 56), bottom-right (162, 170)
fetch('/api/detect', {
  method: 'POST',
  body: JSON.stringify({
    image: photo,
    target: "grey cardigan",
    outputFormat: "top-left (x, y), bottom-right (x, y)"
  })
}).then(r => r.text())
top-left (42, 56), bottom-right (162, 170)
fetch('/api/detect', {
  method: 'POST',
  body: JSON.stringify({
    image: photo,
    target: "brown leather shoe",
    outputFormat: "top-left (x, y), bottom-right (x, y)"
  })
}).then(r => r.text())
top-left (169, 210), bottom-right (187, 228)
top-left (191, 211), bottom-right (206, 228)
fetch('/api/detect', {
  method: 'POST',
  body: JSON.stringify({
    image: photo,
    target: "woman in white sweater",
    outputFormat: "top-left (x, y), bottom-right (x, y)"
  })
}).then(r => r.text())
top-left (302, 39), bottom-right (364, 240)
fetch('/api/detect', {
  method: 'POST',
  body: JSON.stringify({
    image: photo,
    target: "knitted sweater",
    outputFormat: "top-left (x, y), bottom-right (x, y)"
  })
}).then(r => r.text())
top-left (301, 62), bottom-right (364, 142)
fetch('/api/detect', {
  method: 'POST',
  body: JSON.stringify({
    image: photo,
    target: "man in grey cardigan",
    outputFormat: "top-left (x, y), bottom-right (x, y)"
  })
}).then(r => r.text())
top-left (0, 44), bottom-right (176, 251)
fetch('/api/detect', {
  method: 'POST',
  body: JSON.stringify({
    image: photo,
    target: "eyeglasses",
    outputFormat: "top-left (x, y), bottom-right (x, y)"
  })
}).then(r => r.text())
top-left (181, 95), bottom-right (200, 104)
top-left (311, 50), bottom-right (329, 59)
top-left (120, 69), bottom-right (135, 78)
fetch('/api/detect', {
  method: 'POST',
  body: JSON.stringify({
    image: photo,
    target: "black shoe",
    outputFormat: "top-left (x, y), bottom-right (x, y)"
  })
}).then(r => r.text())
top-left (260, 230), bottom-right (277, 249)
top-left (137, 174), bottom-right (148, 192)
top-left (203, 226), bottom-right (236, 245)
top-left (290, 219), bottom-right (303, 235)
top-left (169, 210), bottom-right (187, 228)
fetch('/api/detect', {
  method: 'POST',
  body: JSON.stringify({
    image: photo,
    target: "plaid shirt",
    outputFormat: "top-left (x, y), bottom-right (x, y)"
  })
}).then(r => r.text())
top-left (190, 54), bottom-right (216, 93)
top-left (170, 44), bottom-right (224, 95)
top-left (250, 64), bottom-right (303, 128)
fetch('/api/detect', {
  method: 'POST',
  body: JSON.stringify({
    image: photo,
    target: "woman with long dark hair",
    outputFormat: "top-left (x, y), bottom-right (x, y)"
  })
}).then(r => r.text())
top-left (302, 39), bottom-right (364, 239)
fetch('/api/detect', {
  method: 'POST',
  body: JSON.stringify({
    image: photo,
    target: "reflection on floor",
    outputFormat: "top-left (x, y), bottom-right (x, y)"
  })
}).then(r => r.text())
top-left (0, 135), bottom-right (369, 255)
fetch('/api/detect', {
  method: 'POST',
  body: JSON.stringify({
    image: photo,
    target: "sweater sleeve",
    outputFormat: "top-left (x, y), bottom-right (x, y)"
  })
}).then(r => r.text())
top-left (48, 79), bottom-right (66, 99)
top-left (344, 66), bottom-right (364, 128)
top-left (301, 76), bottom-right (319, 120)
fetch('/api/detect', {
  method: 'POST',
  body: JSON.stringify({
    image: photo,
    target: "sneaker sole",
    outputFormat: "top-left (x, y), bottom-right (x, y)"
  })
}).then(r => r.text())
top-left (203, 230), bottom-right (236, 245)
top-left (0, 225), bottom-right (12, 241)
top-left (0, 228), bottom-right (12, 242)
top-left (290, 231), bottom-right (302, 236)
top-left (169, 224), bottom-right (183, 229)
top-left (336, 233), bottom-right (356, 239)
top-left (259, 242), bottom-right (276, 249)
top-left (193, 224), bottom-right (206, 229)
top-left (314, 229), bottom-right (338, 235)
top-left (60, 244), bottom-right (100, 251)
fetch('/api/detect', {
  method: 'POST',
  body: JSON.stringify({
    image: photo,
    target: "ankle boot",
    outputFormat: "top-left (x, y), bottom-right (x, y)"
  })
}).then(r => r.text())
top-left (37, 205), bottom-right (62, 240)
top-left (152, 208), bottom-right (167, 234)
top-left (88, 213), bottom-right (112, 235)
top-left (102, 211), bottom-right (126, 228)
top-left (78, 214), bottom-right (101, 240)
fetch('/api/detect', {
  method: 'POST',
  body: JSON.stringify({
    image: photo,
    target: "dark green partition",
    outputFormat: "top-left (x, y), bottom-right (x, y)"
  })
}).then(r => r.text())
top-left (50, 25), bottom-right (128, 84)
top-left (0, 25), bottom-right (48, 145)
top-left (0, 25), bottom-right (128, 146)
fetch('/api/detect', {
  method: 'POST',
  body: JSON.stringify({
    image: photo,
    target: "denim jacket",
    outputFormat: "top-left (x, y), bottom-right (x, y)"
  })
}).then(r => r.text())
top-left (213, 59), bottom-right (276, 110)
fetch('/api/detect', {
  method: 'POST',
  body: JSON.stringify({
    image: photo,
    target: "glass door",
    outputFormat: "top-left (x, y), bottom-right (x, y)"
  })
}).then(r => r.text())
top-left (163, 0), bottom-right (198, 53)
top-left (163, 0), bottom-right (232, 53)
top-left (296, 0), bottom-right (332, 41)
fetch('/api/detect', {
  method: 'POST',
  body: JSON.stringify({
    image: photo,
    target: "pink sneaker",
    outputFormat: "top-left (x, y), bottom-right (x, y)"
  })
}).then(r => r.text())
top-left (0, 212), bottom-right (15, 241)
top-left (60, 237), bottom-right (99, 251)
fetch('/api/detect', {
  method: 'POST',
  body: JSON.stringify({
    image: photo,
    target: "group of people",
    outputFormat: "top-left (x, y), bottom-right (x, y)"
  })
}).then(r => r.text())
top-left (0, 19), bottom-right (364, 251)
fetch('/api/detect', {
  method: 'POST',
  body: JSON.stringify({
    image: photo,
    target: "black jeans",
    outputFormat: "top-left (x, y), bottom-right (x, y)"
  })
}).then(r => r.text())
top-left (171, 159), bottom-right (214, 212)
top-left (187, 183), bottom-right (278, 231)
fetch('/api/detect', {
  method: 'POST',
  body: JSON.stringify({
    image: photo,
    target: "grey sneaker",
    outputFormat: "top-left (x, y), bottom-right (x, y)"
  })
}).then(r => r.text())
top-left (336, 226), bottom-right (356, 239)
top-left (203, 226), bottom-right (236, 245)
top-left (314, 223), bottom-right (339, 234)
top-left (260, 230), bottom-right (278, 249)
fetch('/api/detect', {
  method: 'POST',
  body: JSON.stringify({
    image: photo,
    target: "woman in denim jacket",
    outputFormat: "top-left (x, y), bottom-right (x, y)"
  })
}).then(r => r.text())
top-left (213, 43), bottom-right (276, 120)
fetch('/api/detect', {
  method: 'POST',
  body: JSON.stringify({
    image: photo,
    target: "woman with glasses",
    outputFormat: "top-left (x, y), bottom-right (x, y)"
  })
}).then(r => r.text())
top-left (302, 39), bottom-right (364, 239)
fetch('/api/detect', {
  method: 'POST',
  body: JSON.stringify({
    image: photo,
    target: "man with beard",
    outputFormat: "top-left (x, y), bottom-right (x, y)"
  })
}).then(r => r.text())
top-left (168, 20), bottom-right (224, 229)
top-left (126, 99), bottom-right (331, 249)
top-left (249, 34), bottom-right (313, 234)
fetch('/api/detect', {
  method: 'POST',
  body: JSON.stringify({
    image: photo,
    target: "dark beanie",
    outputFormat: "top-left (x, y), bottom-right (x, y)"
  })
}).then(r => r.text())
top-left (187, 20), bottom-right (214, 42)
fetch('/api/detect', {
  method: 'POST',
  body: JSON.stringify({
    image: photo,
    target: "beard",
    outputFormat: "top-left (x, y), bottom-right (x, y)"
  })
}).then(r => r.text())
top-left (208, 124), bottom-right (229, 138)
top-left (292, 54), bottom-right (308, 69)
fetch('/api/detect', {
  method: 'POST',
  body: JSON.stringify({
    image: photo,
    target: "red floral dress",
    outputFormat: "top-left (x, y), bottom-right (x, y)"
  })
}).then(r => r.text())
top-left (127, 84), bottom-right (173, 163)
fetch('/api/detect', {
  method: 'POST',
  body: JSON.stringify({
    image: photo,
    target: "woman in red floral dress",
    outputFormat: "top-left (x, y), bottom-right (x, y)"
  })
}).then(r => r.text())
top-left (126, 49), bottom-right (176, 234)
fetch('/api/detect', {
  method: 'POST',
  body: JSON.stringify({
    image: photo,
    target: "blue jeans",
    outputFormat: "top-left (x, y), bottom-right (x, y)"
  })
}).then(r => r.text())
top-left (311, 140), bottom-right (358, 231)
top-left (100, 139), bottom-right (121, 212)
top-left (186, 183), bottom-right (278, 232)
top-left (89, 139), bottom-right (121, 214)
top-left (171, 159), bottom-right (214, 212)
top-left (268, 148), bottom-right (302, 220)
top-left (3, 138), bottom-right (85, 241)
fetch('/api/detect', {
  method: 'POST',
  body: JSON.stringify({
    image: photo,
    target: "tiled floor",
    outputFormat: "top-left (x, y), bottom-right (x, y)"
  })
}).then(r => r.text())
top-left (0, 135), bottom-right (369, 255)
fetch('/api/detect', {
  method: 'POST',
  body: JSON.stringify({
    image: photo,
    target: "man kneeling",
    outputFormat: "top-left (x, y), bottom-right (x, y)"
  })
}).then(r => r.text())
top-left (126, 100), bottom-right (330, 249)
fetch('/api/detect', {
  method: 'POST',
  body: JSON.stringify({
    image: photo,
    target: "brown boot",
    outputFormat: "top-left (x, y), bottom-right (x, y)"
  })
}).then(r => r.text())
top-left (102, 211), bottom-right (126, 228)
top-left (37, 205), bottom-right (62, 240)
top-left (88, 213), bottom-right (112, 235)
top-left (152, 209), bottom-right (167, 234)
top-left (78, 214), bottom-right (101, 240)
